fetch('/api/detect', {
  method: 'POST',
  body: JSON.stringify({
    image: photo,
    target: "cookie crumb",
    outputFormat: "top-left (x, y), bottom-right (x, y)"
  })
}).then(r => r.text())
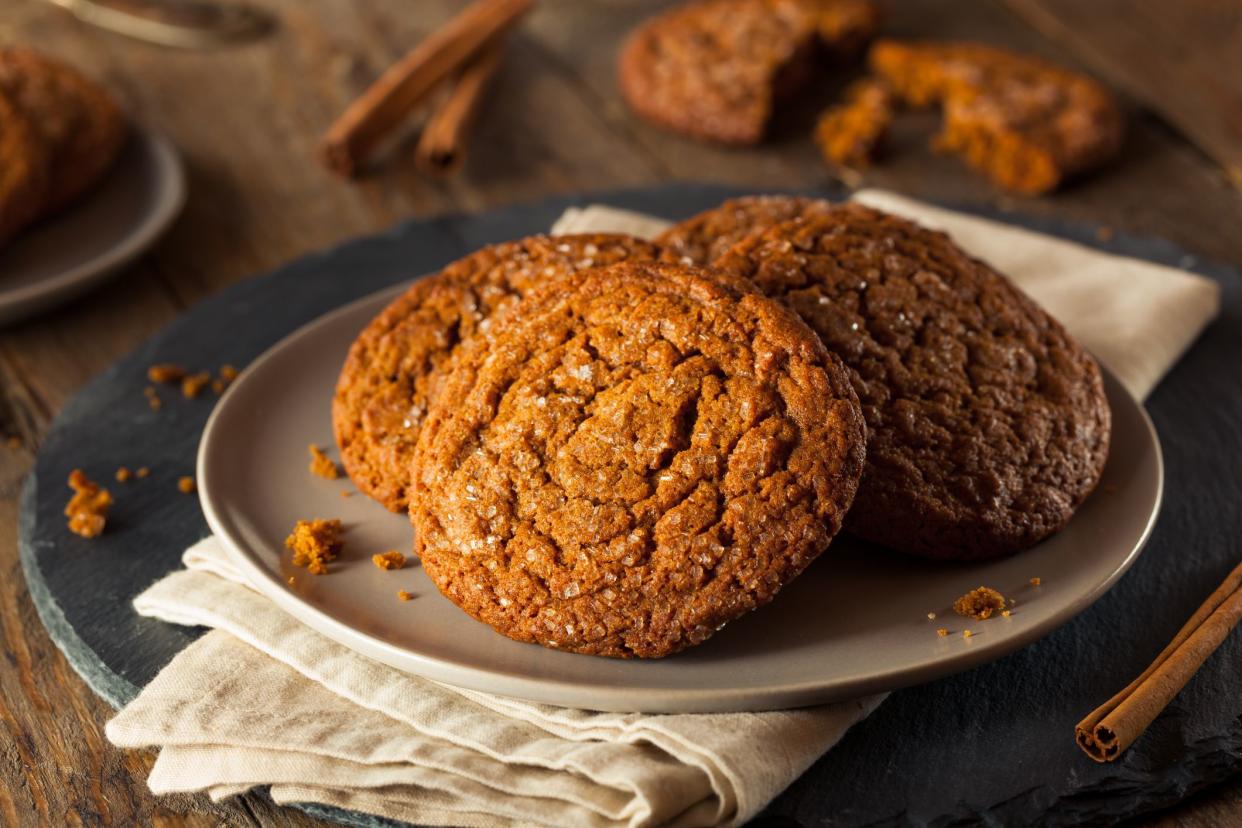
top-left (963, 629), bottom-right (974, 638)
top-left (372, 550), bottom-right (405, 570)
top-left (308, 444), bottom-right (341, 480)
top-left (1002, 609), bottom-right (1012, 618)
top-left (136, 466), bottom-right (150, 478)
top-left (926, 612), bottom-right (936, 620)
top-left (397, 590), bottom-right (414, 601)
top-left (144, 386), bottom-right (162, 411)
top-left (287, 575), bottom-right (296, 586)
top-left (953, 586), bottom-right (1007, 620)
top-left (1030, 577), bottom-right (1042, 586)
top-left (936, 628), bottom-right (949, 637)
top-left (65, 470), bottom-right (112, 538)
top-left (212, 364), bottom-right (239, 394)
top-left (286, 518), bottom-right (343, 575)
top-left (340, 490), bottom-right (354, 498)
top-left (181, 372), bottom-right (212, 399)
top-left (177, 476), bottom-right (196, 494)
top-left (147, 363), bottom-right (187, 384)
top-left (115, 467), bottom-right (132, 483)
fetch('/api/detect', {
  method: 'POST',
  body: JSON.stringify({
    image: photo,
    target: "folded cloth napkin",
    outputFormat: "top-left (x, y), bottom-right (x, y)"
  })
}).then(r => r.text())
top-left (107, 191), bottom-right (1221, 828)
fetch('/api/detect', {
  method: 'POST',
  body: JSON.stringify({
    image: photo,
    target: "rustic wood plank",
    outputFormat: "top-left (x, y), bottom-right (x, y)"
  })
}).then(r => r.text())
top-left (0, 0), bottom-right (1240, 825)
top-left (1004, 0), bottom-right (1242, 190)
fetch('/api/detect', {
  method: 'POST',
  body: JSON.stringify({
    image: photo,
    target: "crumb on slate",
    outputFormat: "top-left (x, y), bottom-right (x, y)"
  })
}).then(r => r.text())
top-left (309, 444), bottom-right (341, 480)
top-left (963, 629), bottom-right (974, 638)
top-left (147, 363), bottom-right (187, 384)
top-left (181, 372), bottom-right (212, 399)
top-left (65, 470), bottom-right (112, 538)
top-left (953, 586), bottom-right (1007, 620)
top-left (936, 628), bottom-right (949, 637)
top-left (136, 466), bottom-right (150, 478)
top-left (1030, 577), bottom-right (1042, 586)
top-left (178, 476), bottom-right (196, 494)
top-left (926, 612), bottom-right (936, 620)
top-left (398, 590), bottom-right (414, 601)
top-left (372, 550), bottom-right (405, 570)
top-left (286, 518), bottom-right (343, 575)
top-left (144, 386), bottom-right (161, 411)
top-left (115, 467), bottom-right (132, 483)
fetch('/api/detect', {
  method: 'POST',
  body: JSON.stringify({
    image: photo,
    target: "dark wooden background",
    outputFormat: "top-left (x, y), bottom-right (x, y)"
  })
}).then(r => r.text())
top-left (1, 0), bottom-right (1240, 824)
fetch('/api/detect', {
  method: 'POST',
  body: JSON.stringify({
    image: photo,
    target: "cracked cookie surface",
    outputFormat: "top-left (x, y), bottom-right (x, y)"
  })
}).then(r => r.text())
top-left (619, 0), bottom-right (881, 145)
top-left (868, 39), bottom-right (1123, 194)
top-left (0, 87), bottom-right (47, 247)
top-left (656, 195), bottom-right (831, 266)
top-left (0, 48), bottom-right (126, 216)
top-left (411, 261), bottom-right (866, 658)
top-left (333, 234), bottom-right (662, 513)
top-left (715, 203), bottom-right (1110, 560)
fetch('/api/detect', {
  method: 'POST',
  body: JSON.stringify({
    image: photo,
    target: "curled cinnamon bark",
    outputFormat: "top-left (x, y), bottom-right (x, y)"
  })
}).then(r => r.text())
top-left (415, 40), bottom-right (504, 175)
top-left (319, 0), bottom-right (532, 176)
top-left (1076, 560), bottom-right (1242, 761)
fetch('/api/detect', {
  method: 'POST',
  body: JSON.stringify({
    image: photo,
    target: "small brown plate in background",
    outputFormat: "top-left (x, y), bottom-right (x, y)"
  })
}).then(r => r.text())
top-left (0, 125), bottom-right (185, 327)
top-left (198, 285), bottom-right (1163, 713)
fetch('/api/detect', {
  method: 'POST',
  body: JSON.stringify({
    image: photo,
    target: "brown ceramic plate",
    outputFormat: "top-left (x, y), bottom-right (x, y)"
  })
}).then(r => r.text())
top-left (0, 126), bottom-right (185, 327)
top-left (198, 285), bottom-right (1162, 713)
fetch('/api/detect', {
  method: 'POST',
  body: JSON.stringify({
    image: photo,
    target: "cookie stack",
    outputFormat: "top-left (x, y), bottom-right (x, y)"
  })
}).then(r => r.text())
top-left (0, 48), bottom-right (126, 248)
top-left (334, 196), bottom-right (1110, 658)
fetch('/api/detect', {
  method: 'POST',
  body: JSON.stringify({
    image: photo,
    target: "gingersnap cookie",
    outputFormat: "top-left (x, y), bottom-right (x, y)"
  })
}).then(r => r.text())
top-left (0, 48), bottom-right (126, 216)
top-left (333, 234), bottom-right (662, 513)
top-left (715, 203), bottom-right (1111, 561)
top-left (814, 78), bottom-right (893, 169)
top-left (619, 0), bottom-right (881, 145)
top-left (0, 87), bottom-right (48, 247)
top-left (656, 195), bottom-right (831, 266)
top-left (868, 40), bottom-right (1123, 194)
top-left (411, 261), bottom-right (866, 658)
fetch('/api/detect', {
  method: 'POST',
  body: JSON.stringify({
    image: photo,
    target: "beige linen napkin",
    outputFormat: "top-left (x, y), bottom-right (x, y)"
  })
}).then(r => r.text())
top-left (107, 191), bottom-right (1220, 828)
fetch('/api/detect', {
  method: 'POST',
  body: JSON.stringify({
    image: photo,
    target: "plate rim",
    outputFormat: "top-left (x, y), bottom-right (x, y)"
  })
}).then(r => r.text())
top-left (0, 124), bottom-right (186, 324)
top-left (198, 283), bottom-right (1164, 713)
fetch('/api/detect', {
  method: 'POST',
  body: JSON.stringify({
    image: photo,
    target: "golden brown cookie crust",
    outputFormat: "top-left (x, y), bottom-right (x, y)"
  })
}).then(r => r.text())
top-left (411, 261), bottom-right (866, 658)
top-left (618, 0), bottom-right (881, 145)
top-left (715, 203), bottom-right (1111, 560)
top-left (814, 78), bottom-right (893, 169)
top-left (656, 195), bottom-right (831, 266)
top-left (0, 87), bottom-right (48, 246)
top-left (0, 48), bottom-right (126, 216)
top-left (868, 39), bottom-right (1123, 194)
top-left (333, 234), bottom-right (663, 513)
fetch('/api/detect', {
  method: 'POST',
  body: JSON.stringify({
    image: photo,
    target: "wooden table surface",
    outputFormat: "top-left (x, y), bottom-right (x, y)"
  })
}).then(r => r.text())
top-left (2, 0), bottom-right (1240, 824)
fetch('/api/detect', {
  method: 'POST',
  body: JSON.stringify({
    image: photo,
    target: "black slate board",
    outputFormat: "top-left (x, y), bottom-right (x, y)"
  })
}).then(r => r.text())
top-left (19, 184), bottom-right (1242, 828)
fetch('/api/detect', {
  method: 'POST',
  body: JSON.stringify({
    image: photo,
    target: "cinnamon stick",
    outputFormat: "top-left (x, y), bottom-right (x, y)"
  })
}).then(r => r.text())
top-left (1075, 560), bottom-right (1242, 762)
top-left (319, 0), bottom-right (533, 176)
top-left (415, 40), bottom-right (504, 175)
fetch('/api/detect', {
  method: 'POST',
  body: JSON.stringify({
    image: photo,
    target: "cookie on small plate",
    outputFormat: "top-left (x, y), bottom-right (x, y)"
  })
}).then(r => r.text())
top-left (656, 195), bottom-right (831, 266)
top-left (715, 203), bottom-right (1111, 560)
top-left (619, 0), bottom-right (881, 145)
top-left (411, 261), bottom-right (866, 658)
top-left (0, 87), bottom-right (48, 247)
top-left (333, 234), bottom-right (662, 513)
top-left (0, 48), bottom-right (127, 216)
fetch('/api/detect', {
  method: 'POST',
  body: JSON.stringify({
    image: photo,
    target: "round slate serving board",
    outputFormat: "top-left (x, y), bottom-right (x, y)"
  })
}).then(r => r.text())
top-left (20, 184), bottom-right (1242, 828)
